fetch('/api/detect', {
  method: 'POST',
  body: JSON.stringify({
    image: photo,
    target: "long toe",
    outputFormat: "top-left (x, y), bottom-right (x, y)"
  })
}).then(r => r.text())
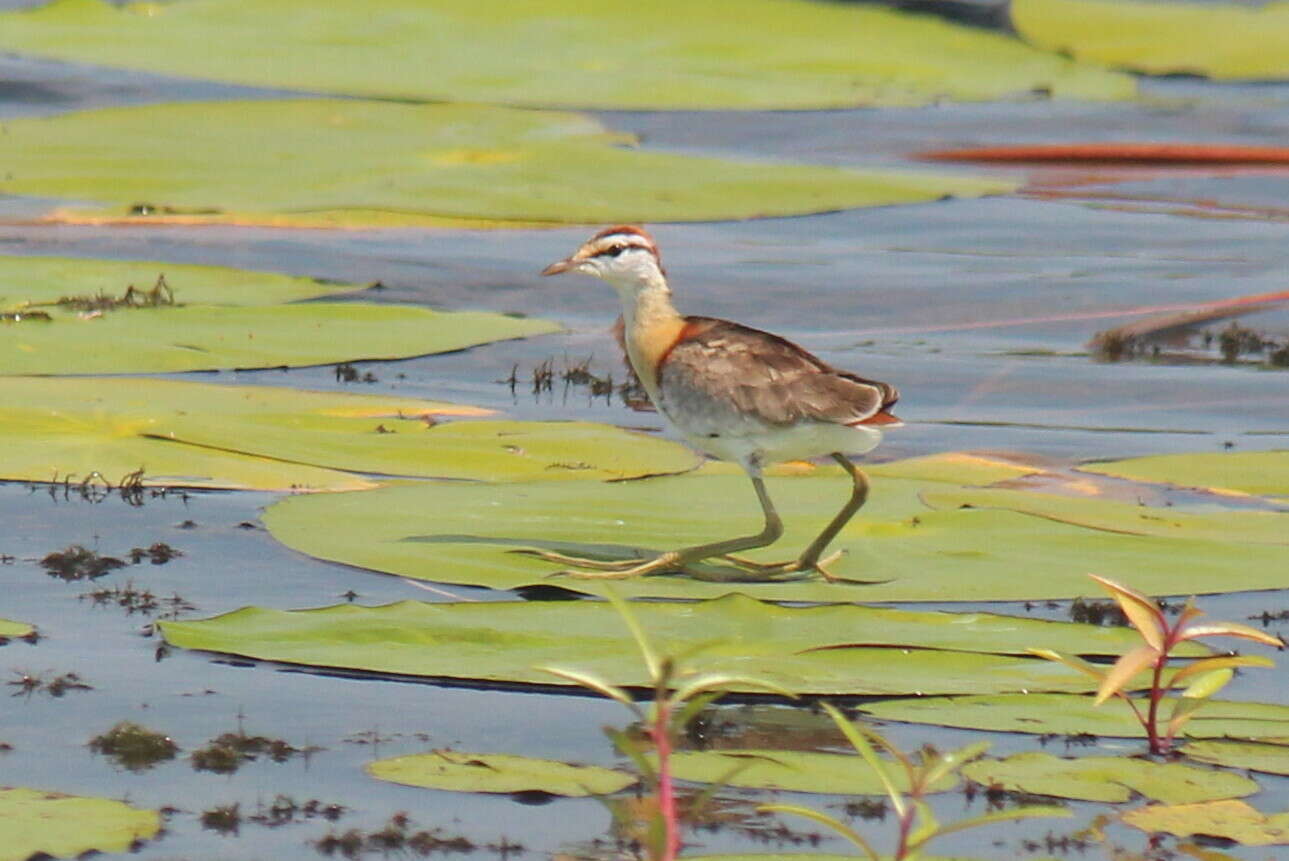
top-left (511, 548), bottom-right (646, 571)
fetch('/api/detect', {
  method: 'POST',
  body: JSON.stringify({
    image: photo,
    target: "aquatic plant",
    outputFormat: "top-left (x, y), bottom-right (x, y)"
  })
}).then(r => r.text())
top-left (1032, 574), bottom-right (1284, 754)
top-left (762, 702), bottom-right (1066, 860)
top-left (539, 589), bottom-right (792, 861)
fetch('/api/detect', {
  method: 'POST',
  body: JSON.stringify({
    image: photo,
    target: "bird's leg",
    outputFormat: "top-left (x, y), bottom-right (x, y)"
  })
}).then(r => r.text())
top-left (516, 471), bottom-right (786, 580)
top-left (723, 454), bottom-right (882, 583)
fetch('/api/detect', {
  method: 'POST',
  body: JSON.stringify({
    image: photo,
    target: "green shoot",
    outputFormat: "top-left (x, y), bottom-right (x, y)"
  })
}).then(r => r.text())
top-left (538, 587), bottom-right (794, 861)
top-left (762, 703), bottom-right (1067, 860)
top-left (1032, 573), bottom-right (1283, 755)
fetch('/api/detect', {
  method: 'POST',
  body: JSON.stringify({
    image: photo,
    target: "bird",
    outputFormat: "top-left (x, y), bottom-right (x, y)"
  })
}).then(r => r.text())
top-left (535, 225), bottom-right (900, 582)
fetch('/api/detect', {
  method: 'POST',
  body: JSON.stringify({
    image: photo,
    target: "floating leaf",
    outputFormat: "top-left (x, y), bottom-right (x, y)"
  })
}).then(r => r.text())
top-left (961, 752), bottom-right (1258, 804)
top-left (1012, 0), bottom-right (1289, 80)
top-left (262, 468), bottom-right (1289, 602)
top-left (158, 595), bottom-right (1174, 696)
top-left (2, 301), bottom-right (558, 375)
top-left (0, 99), bottom-right (1011, 228)
top-left (366, 751), bottom-right (634, 797)
top-left (1122, 799), bottom-right (1289, 845)
top-left (0, 620), bottom-right (33, 639)
top-left (920, 486), bottom-right (1289, 545)
top-left (0, 0), bottom-right (1133, 110)
top-left (1079, 451), bottom-right (1289, 499)
top-left (865, 694), bottom-right (1289, 740)
top-left (867, 452), bottom-right (1039, 486)
top-left (0, 377), bottom-right (695, 488)
top-left (0, 377), bottom-right (476, 491)
top-left (0, 787), bottom-right (160, 861)
top-left (152, 416), bottom-right (700, 483)
top-left (920, 143), bottom-right (1289, 164)
top-left (0, 254), bottom-right (361, 312)
top-left (669, 750), bottom-right (957, 795)
top-left (1181, 740), bottom-right (1289, 776)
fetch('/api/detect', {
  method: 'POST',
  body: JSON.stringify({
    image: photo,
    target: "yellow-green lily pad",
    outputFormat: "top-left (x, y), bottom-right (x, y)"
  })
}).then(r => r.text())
top-left (961, 752), bottom-right (1258, 804)
top-left (865, 694), bottom-right (1289, 740)
top-left (0, 377), bottom-right (698, 489)
top-left (0, 254), bottom-right (361, 312)
top-left (0, 620), bottom-right (34, 639)
top-left (1013, 0), bottom-right (1289, 80)
top-left (920, 486), bottom-right (1289, 545)
top-left (2, 301), bottom-right (558, 375)
top-left (0, 99), bottom-right (1011, 229)
top-left (1181, 740), bottom-right (1289, 776)
top-left (1122, 799), bottom-right (1289, 845)
top-left (157, 594), bottom-right (1181, 697)
top-left (261, 467), bottom-right (1289, 602)
top-left (0, 0), bottom-right (1133, 110)
top-left (0, 787), bottom-right (160, 861)
top-left (670, 749), bottom-right (957, 795)
top-left (1079, 451), bottom-right (1289, 499)
top-left (366, 751), bottom-right (634, 797)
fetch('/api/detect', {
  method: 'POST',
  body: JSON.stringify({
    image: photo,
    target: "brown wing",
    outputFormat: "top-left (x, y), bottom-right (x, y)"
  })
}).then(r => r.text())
top-left (658, 317), bottom-right (898, 427)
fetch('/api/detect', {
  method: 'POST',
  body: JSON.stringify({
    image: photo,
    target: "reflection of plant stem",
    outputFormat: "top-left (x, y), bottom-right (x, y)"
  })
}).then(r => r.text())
top-left (649, 697), bottom-right (679, 861)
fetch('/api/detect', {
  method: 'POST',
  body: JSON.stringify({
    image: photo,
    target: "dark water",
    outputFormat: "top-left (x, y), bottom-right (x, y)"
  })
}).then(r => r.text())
top-left (2, 9), bottom-right (1289, 861)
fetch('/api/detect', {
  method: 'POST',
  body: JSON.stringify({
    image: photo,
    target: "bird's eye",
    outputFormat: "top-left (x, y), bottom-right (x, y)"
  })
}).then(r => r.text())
top-left (605, 244), bottom-right (628, 258)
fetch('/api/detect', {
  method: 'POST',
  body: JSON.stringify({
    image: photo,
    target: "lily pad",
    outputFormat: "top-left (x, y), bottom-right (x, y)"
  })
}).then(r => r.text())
top-left (0, 787), bottom-right (160, 861)
top-left (1181, 740), bottom-right (1289, 776)
top-left (0, 377), bottom-right (698, 488)
top-left (669, 749), bottom-right (957, 795)
top-left (1079, 451), bottom-right (1289, 499)
top-left (0, 377), bottom-right (477, 491)
top-left (961, 752), bottom-right (1258, 804)
top-left (1012, 0), bottom-right (1289, 80)
top-left (920, 486), bottom-right (1289, 545)
top-left (0, 620), bottom-right (34, 639)
top-left (261, 467), bottom-right (1289, 602)
top-left (0, 254), bottom-right (361, 312)
top-left (0, 0), bottom-right (1133, 110)
top-left (157, 594), bottom-right (1180, 696)
top-left (867, 452), bottom-right (1040, 486)
top-left (0, 100), bottom-right (1013, 229)
top-left (366, 750), bottom-right (634, 797)
top-left (865, 694), bottom-right (1289, 740)
top-left (1122, 799), bottom-right (1289, 845)
top-left (2, 301), bottom-right (558, 375)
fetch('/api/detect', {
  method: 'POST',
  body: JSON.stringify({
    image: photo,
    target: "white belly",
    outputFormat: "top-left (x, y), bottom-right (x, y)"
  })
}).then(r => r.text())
top-left (657, 395), bottom-right (883, 466)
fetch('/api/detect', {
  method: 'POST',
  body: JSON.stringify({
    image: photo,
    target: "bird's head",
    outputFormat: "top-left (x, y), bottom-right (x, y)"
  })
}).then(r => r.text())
top-left (541, 225), bottom-right (665, 291)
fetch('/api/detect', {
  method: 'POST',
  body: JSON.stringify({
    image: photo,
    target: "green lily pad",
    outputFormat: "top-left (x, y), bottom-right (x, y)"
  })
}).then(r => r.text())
top-left (366, 750), bottom-right (634, 797)
top-left (261, 467), bottom-right (1289, 602)
top-left (157, 594), bottom-right (1179, 696)
top-left (152, 417), bottom-right (700, 483)
top-left (0, 620), bottom-right (33, 639)
top-left (1181, 740), bottom-right (1289, 776)
top-left (0, 0), bottom-right (1133, 110)
top-left (0, 787), bottom-right (160, 861)
top-left (670, 749), bottom-right (957, 795)
top-left (0, 254), bottom-right (361, 312)
top-left (865, 694), bottom-right (1289, 740)
top-left (866, 452), bottom-right (1040, 486)
top-left (0, 377), bottom-right (498, 491)
top-left (0, 100), bottom-right (1013, 229)
top-left (1079, 451), bottom-right (1289, 499)
top-left (1122, 799), bottom-right (1289, 845)
top-left (1012, 0), bottom-right (1289, 80)
top-left (920, 486), bottom-right (1289, 545)
top-left (961, 752), bottom-right (1258, 804)
top-left (2, 301), bottom-right (558, 375)
top-left (0, 377), bottom-right (696, 488)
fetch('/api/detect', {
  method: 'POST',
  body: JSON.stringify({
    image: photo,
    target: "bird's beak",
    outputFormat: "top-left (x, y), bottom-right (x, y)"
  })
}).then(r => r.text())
top-left (541, 257), bottom-right (576, 276)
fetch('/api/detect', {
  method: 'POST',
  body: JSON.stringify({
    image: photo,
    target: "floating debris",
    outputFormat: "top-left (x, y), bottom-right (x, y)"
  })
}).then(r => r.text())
top-left (89, 721), bottom-right (180, 772)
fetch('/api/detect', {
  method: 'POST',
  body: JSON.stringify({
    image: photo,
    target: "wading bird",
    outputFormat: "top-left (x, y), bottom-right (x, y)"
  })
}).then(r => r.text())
top-left (536, 226), bottom-right (900, 581)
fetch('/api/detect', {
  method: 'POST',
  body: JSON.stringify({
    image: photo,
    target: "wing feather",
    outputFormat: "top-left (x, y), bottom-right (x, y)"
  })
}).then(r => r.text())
top-left (658, 317), bottom-right (898, 428)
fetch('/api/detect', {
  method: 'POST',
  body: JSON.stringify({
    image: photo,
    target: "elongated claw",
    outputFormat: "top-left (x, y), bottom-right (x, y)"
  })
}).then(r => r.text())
top-left (510, 548), bottom-right (646, 571)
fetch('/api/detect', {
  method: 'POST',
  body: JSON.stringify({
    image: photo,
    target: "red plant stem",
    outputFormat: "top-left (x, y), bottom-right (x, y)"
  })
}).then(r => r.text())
top-left (650, 699), bottom-right (680, 861)
top-left (895, 806), bottom-right (915, 860)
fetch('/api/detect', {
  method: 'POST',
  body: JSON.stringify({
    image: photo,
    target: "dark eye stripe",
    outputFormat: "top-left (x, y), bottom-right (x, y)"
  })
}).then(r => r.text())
top-left (595, 243), bottom-right (632, 258)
